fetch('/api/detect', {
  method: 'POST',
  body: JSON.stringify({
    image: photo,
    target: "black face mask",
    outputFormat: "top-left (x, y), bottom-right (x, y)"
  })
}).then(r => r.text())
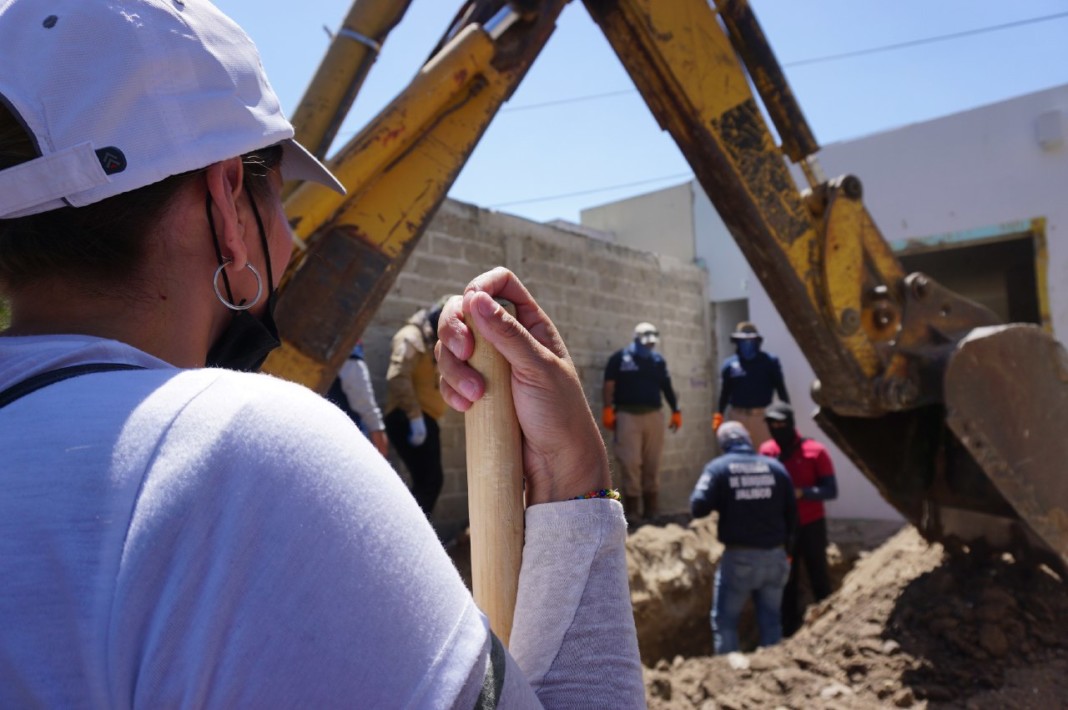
top-left (204, 193), bottom-right (282, 372)
top-left (205, 290), bottom-right (281, 371)
top-left (771, 426), bottom-right (796, 452)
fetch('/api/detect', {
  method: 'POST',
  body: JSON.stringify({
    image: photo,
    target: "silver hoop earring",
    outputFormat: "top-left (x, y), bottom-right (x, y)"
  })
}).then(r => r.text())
top-left (212, 261), bottom-right (263, 311)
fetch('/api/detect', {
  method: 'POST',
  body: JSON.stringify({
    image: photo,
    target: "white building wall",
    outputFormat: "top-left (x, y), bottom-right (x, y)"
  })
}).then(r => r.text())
top-left (693, 187), bottom-right (748, 303)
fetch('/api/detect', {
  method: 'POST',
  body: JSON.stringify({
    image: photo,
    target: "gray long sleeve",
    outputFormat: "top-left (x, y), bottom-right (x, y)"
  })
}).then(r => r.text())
top-left (501, 499), bottom-right (646, 708)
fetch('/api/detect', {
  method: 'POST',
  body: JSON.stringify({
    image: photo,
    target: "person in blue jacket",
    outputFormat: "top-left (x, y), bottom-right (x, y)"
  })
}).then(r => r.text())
top-left (691, 421), bottom-right (798, 654)
top-left (713, 321), bottom-right (789, 448)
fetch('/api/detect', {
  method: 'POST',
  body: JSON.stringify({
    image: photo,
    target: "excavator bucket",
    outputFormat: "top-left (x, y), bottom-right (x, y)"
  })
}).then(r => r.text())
top-left (816, 323), bottom-right (1068, 580)
top-left (944, 324), bottom-right (1068, 575)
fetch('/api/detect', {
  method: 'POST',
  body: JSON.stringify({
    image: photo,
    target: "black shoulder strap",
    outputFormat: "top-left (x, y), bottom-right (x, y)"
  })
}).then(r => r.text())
top-left (0, 363), bottom-right (146, 410)
top-left (473, 632), bottom-right (506, 709)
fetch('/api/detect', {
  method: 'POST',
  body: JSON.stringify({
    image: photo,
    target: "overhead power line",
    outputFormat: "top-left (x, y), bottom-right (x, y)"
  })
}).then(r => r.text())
top-left (501, 10), bottom-right (1068, 113)
top-left (487, 172), bottom-right (693, 209)
top-left (784, 10), bottom-right (1068, 68)
top-left (482, 10), bottom-right (1068, 211)
top-left (501, 89), bottom-right (633, 112)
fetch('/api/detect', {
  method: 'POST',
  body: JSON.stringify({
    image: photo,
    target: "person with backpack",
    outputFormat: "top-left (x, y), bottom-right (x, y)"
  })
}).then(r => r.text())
top-left (383, 298), bottom-right (452, 517)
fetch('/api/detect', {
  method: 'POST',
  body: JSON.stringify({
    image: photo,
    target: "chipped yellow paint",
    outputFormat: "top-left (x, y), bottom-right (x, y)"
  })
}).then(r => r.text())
top-left (283, 24), bottom-right (496, 244)
top-left (263, 339), bottom-right (328, 391)
top-left (822, 195), bottom-right (875, 375)
top-left (283, 0), bottom-right (414, 199)
top-left (329, 67), bottom-right (508, 261)
top-left (637, 0), bottom-right (753, 120)
top-left (822, 191), bottom-right (908, 377)
top-left (267, 4), bottom-right (567, 390)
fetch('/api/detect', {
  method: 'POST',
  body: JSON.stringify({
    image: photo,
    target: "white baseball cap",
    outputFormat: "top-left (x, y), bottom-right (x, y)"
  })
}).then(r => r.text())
top-left (0, 0), bottom-right (344, 219)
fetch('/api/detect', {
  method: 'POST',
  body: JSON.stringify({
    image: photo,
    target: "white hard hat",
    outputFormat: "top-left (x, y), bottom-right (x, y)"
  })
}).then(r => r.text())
top-left (634, 322), bottom-right (660, 345)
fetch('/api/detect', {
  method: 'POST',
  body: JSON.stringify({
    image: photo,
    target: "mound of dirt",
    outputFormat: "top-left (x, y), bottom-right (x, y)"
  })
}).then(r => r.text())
top-left (445, 514), bottom-right (1068, 707)
top-left (642, 526), bottom-right (1068, 709)
top-left (625, 513), bottom-right (893, 665)
top-left (626, 515), bottom-right (719, 663)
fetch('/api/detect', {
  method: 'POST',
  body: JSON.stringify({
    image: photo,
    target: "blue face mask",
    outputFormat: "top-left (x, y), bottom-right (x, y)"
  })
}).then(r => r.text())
top-left (737, 339), bottom-right (759, 361)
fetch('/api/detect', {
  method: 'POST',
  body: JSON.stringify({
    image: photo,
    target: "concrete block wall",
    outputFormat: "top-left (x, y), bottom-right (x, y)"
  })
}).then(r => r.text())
top-left (360, 198), bottom-right (717, 536)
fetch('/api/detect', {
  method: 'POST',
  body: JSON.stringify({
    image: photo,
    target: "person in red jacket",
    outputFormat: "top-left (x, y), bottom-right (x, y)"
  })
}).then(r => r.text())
top-left (758, 402), bottom-right (838, 637)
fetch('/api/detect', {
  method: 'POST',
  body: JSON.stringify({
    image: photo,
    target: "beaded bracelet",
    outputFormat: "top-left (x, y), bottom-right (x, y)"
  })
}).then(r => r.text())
top-left (572, 488), bottom-right (621, 501)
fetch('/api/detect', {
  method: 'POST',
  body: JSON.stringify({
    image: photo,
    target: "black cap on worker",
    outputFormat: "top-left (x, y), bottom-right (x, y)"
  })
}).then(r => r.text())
top-left (764, 402), bottom-right (795, 426)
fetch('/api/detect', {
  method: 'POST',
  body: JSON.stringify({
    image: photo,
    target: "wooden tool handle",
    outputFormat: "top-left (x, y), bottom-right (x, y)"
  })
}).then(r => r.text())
top-left (464, 300), bottom-right (524, 647)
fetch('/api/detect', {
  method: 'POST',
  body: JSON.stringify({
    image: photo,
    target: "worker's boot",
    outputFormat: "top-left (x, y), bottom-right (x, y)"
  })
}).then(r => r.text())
top-left (642, 491), bottom-right (658, 521)
top-left (623, 495), bottom-right (641, 525)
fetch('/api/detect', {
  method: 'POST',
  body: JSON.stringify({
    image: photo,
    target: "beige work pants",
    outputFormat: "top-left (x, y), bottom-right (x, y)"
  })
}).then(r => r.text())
top-left (613, 410), bottom-right (665, 497)
top-left (726, 406), bottom-right (771, 449)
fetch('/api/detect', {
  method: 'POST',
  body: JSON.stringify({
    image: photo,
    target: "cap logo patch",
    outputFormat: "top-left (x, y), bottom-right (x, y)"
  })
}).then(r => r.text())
top-left (96, 147), bottom-right (127, 175)
top-left (43, 15), bottom-right (58, 29)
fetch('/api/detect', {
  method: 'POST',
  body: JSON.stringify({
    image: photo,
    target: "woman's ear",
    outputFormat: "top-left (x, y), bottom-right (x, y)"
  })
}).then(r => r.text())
top-left (204, 157), bottom-right (248, 269)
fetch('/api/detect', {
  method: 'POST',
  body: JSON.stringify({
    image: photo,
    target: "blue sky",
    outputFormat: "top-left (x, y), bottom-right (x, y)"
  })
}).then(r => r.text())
top-left (217, 0), bottom-right (1068, 224)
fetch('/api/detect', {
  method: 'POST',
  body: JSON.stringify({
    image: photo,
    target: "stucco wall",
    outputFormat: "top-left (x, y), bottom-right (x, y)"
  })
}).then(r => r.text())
top-left (359, 199), bottom-right (716, 536)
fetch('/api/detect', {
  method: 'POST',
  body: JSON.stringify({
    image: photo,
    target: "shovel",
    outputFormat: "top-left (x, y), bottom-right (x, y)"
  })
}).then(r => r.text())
top-left (464, 301), bottom-right (524, 646)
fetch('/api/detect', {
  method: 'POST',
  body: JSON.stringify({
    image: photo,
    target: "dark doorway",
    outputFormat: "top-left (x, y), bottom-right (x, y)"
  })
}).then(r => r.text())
top-left (897, 235), bottom-right (1042, 326)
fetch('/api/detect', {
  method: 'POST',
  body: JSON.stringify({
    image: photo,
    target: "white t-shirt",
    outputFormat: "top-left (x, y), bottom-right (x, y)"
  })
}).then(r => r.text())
top-left (0, 335), bottom-right (644, 708)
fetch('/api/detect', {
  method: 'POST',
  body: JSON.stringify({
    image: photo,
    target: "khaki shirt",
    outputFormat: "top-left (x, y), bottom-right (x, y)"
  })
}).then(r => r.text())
top-left (385, 318), bottom-right (446, 421)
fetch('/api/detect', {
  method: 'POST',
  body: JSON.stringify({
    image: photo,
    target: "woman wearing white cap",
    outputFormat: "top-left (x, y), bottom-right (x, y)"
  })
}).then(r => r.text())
top-left (0, 0), bottom-right (641, 706)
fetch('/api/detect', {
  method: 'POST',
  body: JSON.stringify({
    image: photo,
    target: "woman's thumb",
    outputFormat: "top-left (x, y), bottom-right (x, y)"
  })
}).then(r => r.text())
top-left (465, 292), bottom-right (542, 376)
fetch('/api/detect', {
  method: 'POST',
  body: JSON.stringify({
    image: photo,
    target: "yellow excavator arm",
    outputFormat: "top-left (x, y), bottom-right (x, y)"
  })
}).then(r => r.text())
top-left (267, 0), bottom-right (1067, 575)
top-left (266, 0), bottom-right (566, 391)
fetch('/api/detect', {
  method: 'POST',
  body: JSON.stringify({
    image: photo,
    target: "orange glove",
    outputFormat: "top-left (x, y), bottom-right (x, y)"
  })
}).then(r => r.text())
top-left (712, 412), bottom-right (724, 432)
top-left (669, 411), bottom-right (682, 432)
top-left (602, 406), bottom-right (616, 430)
